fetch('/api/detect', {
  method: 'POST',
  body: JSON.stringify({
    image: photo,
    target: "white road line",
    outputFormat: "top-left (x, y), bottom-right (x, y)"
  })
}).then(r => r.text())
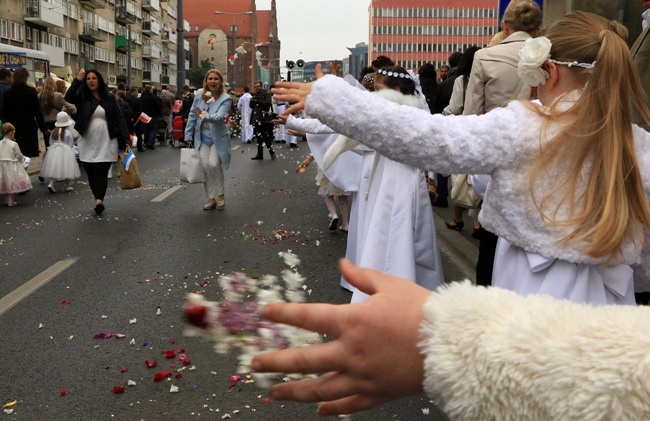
top-left (0, 257), bottom-right (78, 317)
top-left (151, 185), bottom-right (184, 203)
top-left (231, 145), bottom-right (241, 151)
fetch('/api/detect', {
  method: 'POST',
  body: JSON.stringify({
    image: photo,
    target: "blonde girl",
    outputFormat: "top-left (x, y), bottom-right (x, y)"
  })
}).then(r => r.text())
top-left (0, 123), bottom-right (32, 206)
top-left (273, 11), bottom-right (650, 305)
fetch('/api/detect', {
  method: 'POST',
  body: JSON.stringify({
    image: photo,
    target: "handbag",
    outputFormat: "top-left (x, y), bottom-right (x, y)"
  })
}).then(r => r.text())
top-left (180, 147), bottom-right (205, 183)
top-left (118, 145), bottom-right (142, 190)
top-left (451, 174), bottom-right (481, 209)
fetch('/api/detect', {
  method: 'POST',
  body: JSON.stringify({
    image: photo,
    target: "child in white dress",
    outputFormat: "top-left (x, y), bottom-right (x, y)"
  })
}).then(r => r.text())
top-left (40, 112), bottom-right (81, 193)
top-left (0, 122), bottom-right (33, 206)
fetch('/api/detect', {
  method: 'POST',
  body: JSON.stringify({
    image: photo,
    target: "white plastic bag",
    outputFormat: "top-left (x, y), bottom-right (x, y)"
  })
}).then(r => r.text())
top-left (179, 148), bottom-right (204, 183)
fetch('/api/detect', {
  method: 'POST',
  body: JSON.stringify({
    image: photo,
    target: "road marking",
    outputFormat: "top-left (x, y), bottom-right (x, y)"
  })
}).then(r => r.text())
top-left (232, 145), bottom-right (240, 151)
top-left (151, 185), bottom-right (183, 202)
top-left (0, 257), bottom-right (78, 317)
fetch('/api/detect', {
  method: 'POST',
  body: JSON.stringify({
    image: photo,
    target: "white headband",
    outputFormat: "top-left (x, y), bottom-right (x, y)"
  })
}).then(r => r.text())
top-left (377, 69), bottom-right (411, 80)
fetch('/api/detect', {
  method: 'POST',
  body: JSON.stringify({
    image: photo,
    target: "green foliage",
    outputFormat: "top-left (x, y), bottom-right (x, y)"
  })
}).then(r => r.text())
top-left (186, 59), bottom-right (213, 87)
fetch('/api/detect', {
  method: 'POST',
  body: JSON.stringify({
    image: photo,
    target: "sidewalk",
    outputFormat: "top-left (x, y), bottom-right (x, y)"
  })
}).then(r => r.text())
top-left (26, 137), bottom-right (46, 176)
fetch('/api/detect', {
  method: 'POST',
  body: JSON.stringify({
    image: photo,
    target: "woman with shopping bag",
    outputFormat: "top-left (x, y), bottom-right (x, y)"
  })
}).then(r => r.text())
top-left (184, 69), bottom-right (232, 210)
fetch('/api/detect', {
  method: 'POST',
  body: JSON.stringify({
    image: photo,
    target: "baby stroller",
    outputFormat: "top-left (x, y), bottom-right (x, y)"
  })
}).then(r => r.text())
top-left (157, 118), bottom-right (172, 146)
top-left (170, 113), bottom-right (187, 147)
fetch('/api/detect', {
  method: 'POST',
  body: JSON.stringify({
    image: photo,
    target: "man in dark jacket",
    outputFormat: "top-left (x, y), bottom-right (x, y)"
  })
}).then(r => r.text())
top-left (124, 87), bottom-right (144, 151)
top-left (249, 81), bottom-right (275, 160)
top-left (140, 85), bottom-right (162, 149)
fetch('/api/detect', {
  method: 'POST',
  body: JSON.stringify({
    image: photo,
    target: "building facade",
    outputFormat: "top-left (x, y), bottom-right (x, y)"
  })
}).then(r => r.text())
top-left (0, 0), bottom-right (190, 89)
top-left (369, 0), bottom-right (499, 72)
top-left (183, 0), bottom-right (280, 93)
top-left (347, 41), bottom-right (368, 79)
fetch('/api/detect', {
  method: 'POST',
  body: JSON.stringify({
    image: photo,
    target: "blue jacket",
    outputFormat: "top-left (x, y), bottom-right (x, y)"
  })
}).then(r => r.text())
top-left (184, 89), bottom-right (232, 169)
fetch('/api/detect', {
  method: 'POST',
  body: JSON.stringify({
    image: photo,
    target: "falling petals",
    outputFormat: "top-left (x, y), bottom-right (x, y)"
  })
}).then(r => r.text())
top-left (120, 368), bottom-right (128, 373)
top-left (60, 300), bottom-right (70, 305)
top-left (229, 375), bottom-right (241, 388)
top-left (175, 373), bottom-right (183, 379)
top-left (112, 386), bottom-right (125, 394)
top-left (145, 360), bottom-right (158, 368)
top-left (163, 350), bottom-right (175, 359)
top-left (93, 332), bottom-right (113, 339)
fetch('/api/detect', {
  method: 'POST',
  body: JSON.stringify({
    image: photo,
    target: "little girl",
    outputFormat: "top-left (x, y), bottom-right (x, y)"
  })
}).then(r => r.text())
top-left (0, 122), bottom-right (33, 206)
top-left (39, 112), bottom-right (80, 192)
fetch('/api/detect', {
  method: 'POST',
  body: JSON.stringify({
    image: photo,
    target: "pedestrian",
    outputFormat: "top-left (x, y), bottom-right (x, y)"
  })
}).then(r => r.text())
top-left (39, 76), bottom-right (77, 133)
top-left (0, 122), bottom-right (32, 206)
top-left (236, 86), bottom-right (253, 144)
top-left (184, 68), bottom-right (232, 211)
top-left (273, 11), bottom-right (650, 305)
top-left (0, 68), bottom-right (12, 122)
top-left (125, 87), bottom-right (143, 151)
top-left (1, 67), bottom-right (50, 158)
top-left (140, 85), bottom-right (161, 150)
top-left (252, 259), bottom-right (650, 419)
top-left (64, 69), bottom-right (129, 215)
top-left (39, 112), bottom-right (80, 193)
top-left (249, 81), bottom-right (276, 160)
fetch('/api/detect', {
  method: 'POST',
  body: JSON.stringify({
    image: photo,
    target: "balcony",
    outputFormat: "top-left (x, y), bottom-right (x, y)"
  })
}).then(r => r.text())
top-left (142, 0), bottom-right (160, 12)
top-left (161, 31), bottom-right (175, 44)
top-left (115, 35), bottom-right (136, 53)
top-left (142, 43), bottom-right (161, 59)
top-left (142, 22), bottom-right (152, 35)
top-left (142, 20), bottom-right (160, 35)
top-left (143, 69), bottom-right (161, 84)
top-left (161, 75), bottom-right (170, 85)
top-left (79, 22), bottom-right (106, 43)
top-left (23, 0), bottom-right (64, 28)
top-left (26, 42), bottom-right (65, 67)
top-left (79, 0), bottom-right (105, 9)
top-left (116, 6), bottom-right (136, 24)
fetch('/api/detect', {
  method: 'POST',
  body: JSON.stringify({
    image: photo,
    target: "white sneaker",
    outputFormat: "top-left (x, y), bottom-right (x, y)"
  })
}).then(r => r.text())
top-left (64, 186), bottom-right (74, 192)
top-left (48, 185), bottom-right (56, 193)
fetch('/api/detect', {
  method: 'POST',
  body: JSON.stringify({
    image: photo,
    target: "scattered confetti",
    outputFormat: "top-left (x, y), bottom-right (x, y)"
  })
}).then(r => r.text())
top-left (112, 386), bottom-right (125, 394)
top-left (145, 360), bottom-right (158, 368)
top-left (3, 400), bottom-right (17, 408)
top-left (422, 408), bottom-right (430, 414)
top-left (154, 371), bottom-right (172, 382)
top-left (156, 306), bottom-right (162, 316)
top-left (163, 350), bottom-right (175, 359)
top-left (38, 323), bottom-right (44, 329)
top-left (101, 315), bottom-right (108, 319)
top-left (129, 338), bottom-right (136, 346)
top-left (60, 388), bottom-right (69, 397)
top-left (129, 318), bottom-right (137, 324)
top-left (60, 300), bottom-right (70, 305)
top-left (169, 384), bottom-right (179, 393)
top-left (127, 380), bottom-right (137, 386)
top-left (93, 332), bottom-right (113, 339)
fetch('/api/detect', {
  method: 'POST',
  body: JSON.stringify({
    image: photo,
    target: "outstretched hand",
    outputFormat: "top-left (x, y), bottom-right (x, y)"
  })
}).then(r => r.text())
top-left (273, 64), bottom-right (326, 115)
top-left (252, 259), bottom-right (430, 416)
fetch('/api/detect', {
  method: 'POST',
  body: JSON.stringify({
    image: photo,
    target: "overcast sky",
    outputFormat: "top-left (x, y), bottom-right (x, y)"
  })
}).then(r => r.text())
top-left (257, 0), bottom-right (370, 67)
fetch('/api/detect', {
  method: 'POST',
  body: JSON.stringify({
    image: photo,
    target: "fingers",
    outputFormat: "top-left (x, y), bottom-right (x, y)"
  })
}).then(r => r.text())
top-left (284, 102), bottom-right (305, 115)
top-left (315, 64), bottom-right (324, 79)
top-left (270, 372), bottom-right (364, 404)
top-left (318, 395), bottom-right (390, 417)
top-left (260, 302), bottom-right (342, 337)
top-left (338, 259), bottom-right (382, 296)
top-left (253, 341), bottom-right (343, 378)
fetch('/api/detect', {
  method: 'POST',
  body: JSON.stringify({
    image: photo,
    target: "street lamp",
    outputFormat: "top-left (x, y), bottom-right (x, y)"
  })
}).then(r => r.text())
top-left (214, 10), bottom-right (254, 89)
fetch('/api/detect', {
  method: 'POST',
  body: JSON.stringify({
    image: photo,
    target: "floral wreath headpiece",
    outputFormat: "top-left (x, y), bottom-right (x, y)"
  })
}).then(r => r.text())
top-left (362, 75), bottom-right (375, 83)
top-left (517, 36), bottom-right (597, 87)
top-left (377, 68), bottom-right (411, 80)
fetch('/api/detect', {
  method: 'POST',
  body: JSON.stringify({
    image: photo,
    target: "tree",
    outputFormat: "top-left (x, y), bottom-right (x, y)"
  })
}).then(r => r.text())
top-left (187, 59), bottom-right (212, 87)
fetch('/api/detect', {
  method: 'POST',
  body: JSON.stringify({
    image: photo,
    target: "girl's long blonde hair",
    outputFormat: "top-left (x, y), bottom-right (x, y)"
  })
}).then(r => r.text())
top-left (528, 11), bottom-right (650, 261)
top-left (39, 77), bottom-right (58, 113)
top-left (201, 69), bottom-right (224, 102)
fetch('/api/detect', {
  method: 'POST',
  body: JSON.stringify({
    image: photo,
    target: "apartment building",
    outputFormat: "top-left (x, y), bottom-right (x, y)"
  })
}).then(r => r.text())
top-left (369, 0), bottom-right (500, 71)
top-left (0, 0), bottom-right (189, 89)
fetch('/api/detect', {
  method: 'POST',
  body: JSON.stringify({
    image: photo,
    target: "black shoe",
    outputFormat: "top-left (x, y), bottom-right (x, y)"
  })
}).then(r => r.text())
top-left (289, 144), bottom-right (298, 148)
top-left (251, 155), bottom-right (263, 160)
top-left (431, 197), bottom-right (448, 208)
top-left (270, 152), bottom-right (276, 160)
top-left (94, 203), bottom-right (105, 215)
top-left (444, 219), bottom-right (464, 231)
top-left (39, 176), bottom-right (45, 182)
top-left (472, 228), bottom-right (481, 239)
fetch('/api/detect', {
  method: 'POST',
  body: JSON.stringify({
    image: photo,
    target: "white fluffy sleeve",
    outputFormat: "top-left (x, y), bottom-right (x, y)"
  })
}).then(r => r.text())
top-left (305, 75), bottom-right (523, 175)
top-left (420, 282), bottom-right (650, 420)
top-left (285, 115), bottom-right (334, 134)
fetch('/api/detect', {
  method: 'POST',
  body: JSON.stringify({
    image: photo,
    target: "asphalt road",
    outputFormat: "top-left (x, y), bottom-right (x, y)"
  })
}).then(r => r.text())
top-left (0, 138), bottom-right (453, 420)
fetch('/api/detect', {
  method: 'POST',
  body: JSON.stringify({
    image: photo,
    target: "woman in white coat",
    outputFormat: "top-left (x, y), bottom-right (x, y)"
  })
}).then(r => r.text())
top-left (184, 69), bottom-right (232, 210)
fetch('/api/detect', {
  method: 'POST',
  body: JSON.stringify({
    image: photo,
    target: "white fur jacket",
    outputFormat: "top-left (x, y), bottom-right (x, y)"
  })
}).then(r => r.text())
top-left (423, 282), bottom-right (650, 419)
top-left (305, 76), bottom-right (650, 282)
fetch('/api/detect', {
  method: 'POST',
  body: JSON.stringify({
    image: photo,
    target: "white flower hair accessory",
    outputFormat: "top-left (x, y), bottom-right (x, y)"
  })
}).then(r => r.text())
top-left (518, 36), bottom-right (552, 87)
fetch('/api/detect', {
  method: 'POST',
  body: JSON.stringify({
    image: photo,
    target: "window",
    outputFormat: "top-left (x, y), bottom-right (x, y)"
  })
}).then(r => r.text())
top-left (10, 22), bottom-right (23, 42)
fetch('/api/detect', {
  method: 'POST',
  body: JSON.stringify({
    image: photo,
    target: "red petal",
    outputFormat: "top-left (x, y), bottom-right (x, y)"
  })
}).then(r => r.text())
top-left (145, 360), bottom-right (158, 368)
top-left (154, 371), bottom-right (172, 381)
top-left (164, 350), bottom-right (175, 359)
top-left (60, 388), bottom-right (69, 396)
top-left (112, 386), bottom-right (125, 394)
top-left (182, 359), bottom-right (192, 366)
top-left (175, 373), bottom-right (183, 379)
top-left (170, 339), bottom-right (176, 345)
top-left (120, 368), bottom-right (128, 373)
top-left (60, 300), bottom-right (70, 305)
top-left (263, 397), bottom-right (271, 403)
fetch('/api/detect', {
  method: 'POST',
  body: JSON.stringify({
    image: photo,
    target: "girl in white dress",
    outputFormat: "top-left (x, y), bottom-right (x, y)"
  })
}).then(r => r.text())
top-left (40, 112), bottom-right (80, 193)
top-left (0, 123), bottom-right (32, 206)
top-left (273, 12), bottom-right (650, 306)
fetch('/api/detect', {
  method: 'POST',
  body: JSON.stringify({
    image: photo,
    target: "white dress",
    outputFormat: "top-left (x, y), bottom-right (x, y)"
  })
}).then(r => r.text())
top-left (0, 139), bottom-right (32, 194)
top-left (237, 93), bottom-right (253, 143)
top-left (40, 130), bottom-right (81, 180)
top-left (77, 105), bottom-right (118, 163)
